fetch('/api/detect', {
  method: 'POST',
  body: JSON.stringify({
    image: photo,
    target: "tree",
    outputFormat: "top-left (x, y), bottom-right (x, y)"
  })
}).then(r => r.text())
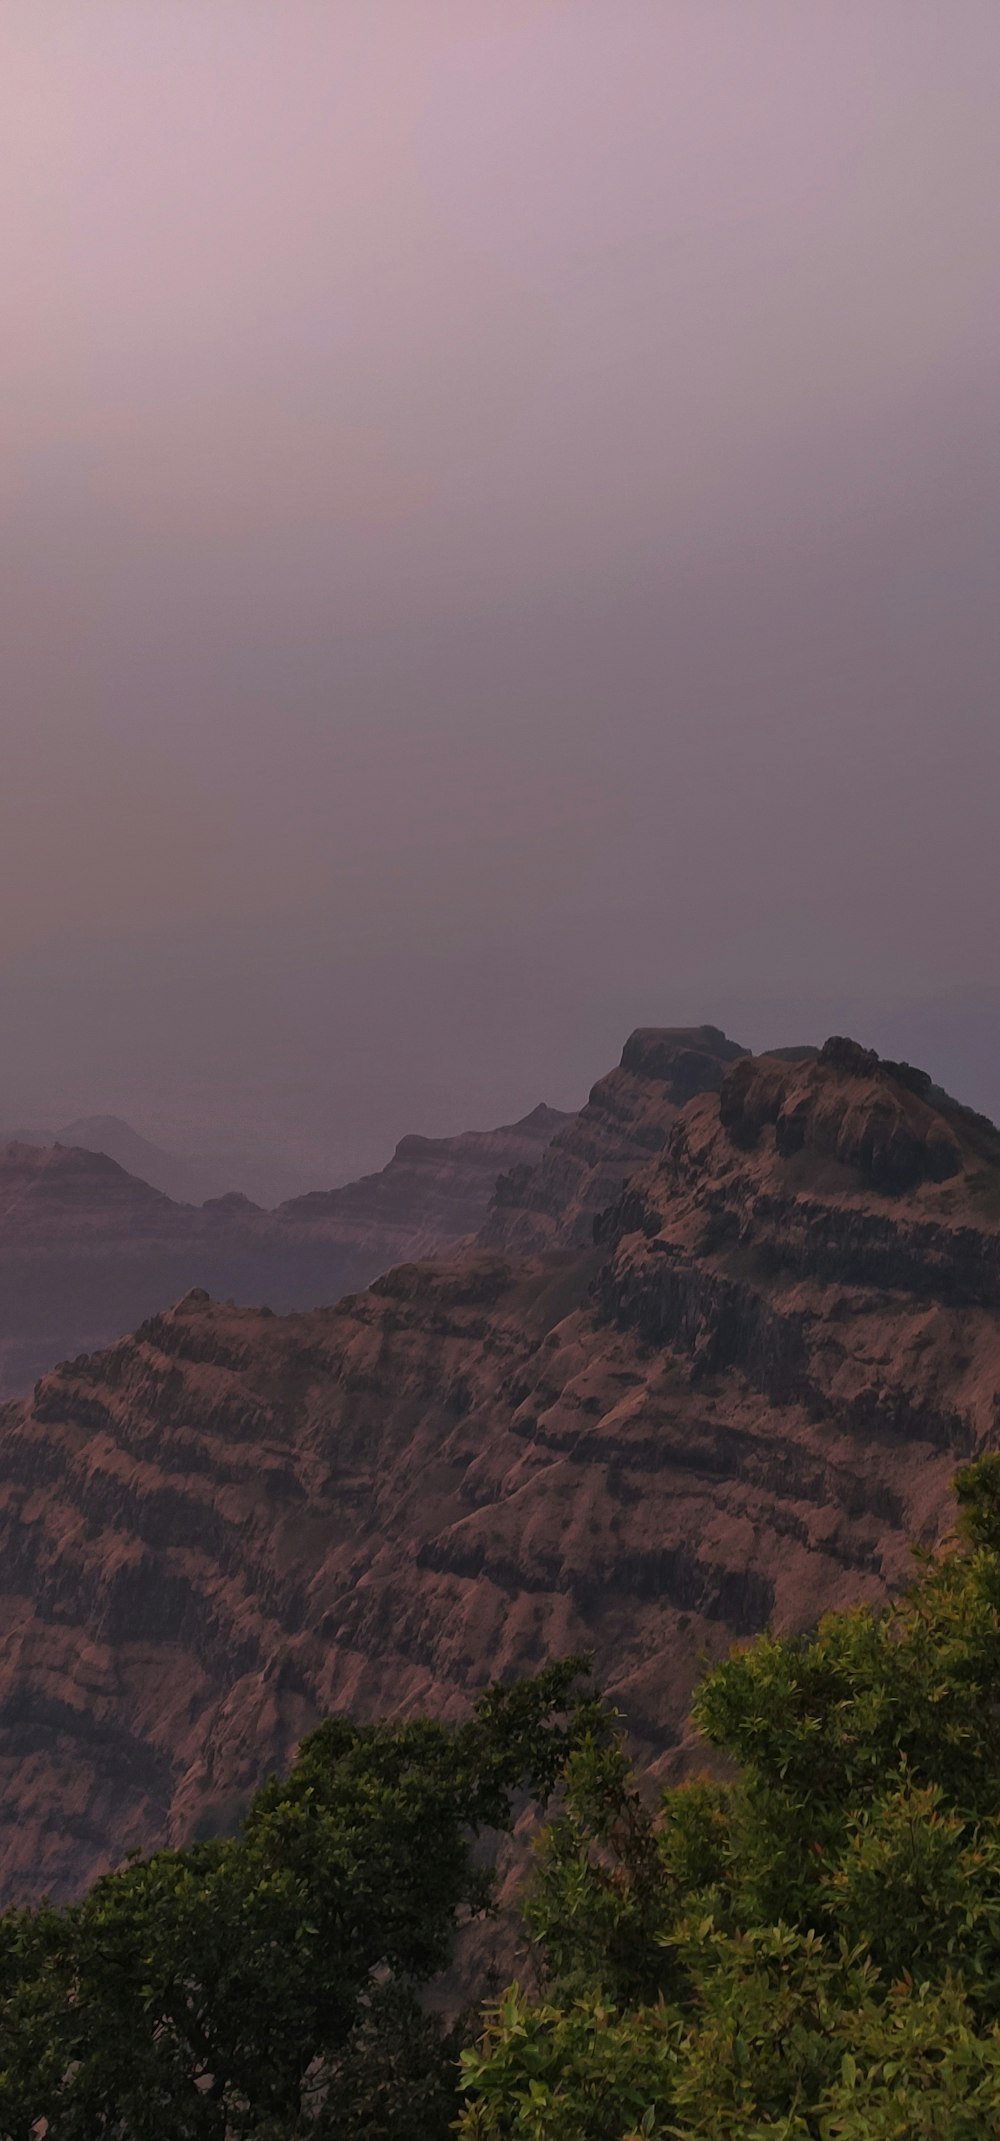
top-left (0, 1659), bottom-right (600, 2139)
top-left (459, 1456), bottom-right (1000, 2138)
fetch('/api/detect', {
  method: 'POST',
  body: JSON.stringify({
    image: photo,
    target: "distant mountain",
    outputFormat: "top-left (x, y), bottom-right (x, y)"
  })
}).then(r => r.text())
top-left (55, 1115), bottom-right (220, 1206)
top-left (275, 1101), bottom-right (570, 1259)
top-left (0, 1031), bottom-right (996, 1906)
top-left (0, 1102), bottom-right (571, 1399)
top-left (0, 1114), bottom-right (314, 1209)
top-left (54, 1116), bottom-right (316, 1209)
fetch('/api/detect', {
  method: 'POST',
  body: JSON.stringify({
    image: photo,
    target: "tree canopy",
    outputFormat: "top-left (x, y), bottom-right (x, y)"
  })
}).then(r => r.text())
top-left (459, 1453), bottom-right (1000, 2138)
top-left (7, 1459), bottom-right (1000, 2137)
top-left (0, 1658), bottom-right (598, 2139)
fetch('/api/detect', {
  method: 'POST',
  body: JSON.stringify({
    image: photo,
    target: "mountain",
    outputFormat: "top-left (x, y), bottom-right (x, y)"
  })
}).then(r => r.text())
top-left (481, 1024), bottom-right (748, 1252)
top-left (0, 1116), bottom-right (314, 1211)
top-left (53, 1116), bottom-right (292, 1210)
top-left (0, 1104), bottom-right (569, 1399)
top-left (0, 1032), bottom-right (996, 1906)
top-left (275, 1101), bottom-right (569, 1260)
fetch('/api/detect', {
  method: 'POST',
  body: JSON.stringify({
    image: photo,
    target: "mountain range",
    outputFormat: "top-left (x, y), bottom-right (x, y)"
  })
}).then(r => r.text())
top-left (0, 1103), bottom-right (569, 1399)
top-left (0, 1023), bottom-right (997, 1908)
top-left (0, 1115), bottom-right (320, 1213)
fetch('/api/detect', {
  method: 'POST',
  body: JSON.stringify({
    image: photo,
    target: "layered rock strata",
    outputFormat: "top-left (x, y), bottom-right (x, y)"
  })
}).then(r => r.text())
top-left (0, 1105), bottom-right (568, 1398)
top-left (0, 1038), bottom-right (996, 1904)
top-left (480, 1025), bottom-right (747, 1253)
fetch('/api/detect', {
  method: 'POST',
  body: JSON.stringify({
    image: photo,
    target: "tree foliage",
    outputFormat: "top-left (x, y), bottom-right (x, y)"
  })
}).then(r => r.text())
top-left (0, 1658), bottom-right (599, 2139)
top-left (459, 1454), bottom-right (1000, 2138)
top-left (8, 1459), bottom-right (1000, 2138)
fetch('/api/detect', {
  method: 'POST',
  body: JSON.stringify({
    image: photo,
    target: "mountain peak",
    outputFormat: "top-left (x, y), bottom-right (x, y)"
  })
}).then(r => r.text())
top-left (481, 1024), bottom-right (750, 1256)
top-left (718, 1035), bottom-right (968, 1191)
top-left (619, 1023), bottom-right (748, 1077)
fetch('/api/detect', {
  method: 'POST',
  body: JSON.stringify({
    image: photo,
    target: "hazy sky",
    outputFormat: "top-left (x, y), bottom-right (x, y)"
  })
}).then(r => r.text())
top-left (2, 3), bottom-right (999, 1173)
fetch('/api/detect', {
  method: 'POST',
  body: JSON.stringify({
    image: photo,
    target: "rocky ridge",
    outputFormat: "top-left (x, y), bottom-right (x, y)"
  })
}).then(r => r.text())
top-left (0, 1104), bottom-right (568, 1398)
top-left (480, 1024), bottom-right (747, 1252)
top-left (0, 1035), bottom-right (997, 1905)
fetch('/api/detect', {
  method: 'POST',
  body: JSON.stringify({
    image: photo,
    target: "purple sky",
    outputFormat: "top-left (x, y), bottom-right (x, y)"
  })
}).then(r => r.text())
top-left (2, 4), bottom-right (999, 1176)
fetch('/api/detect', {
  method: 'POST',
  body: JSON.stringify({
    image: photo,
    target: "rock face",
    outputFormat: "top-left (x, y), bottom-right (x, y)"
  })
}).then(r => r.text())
top-left (0, 1037), bottom-right (997, 1906)
top-left (0, 1106), bottom-right (568, 1400)
top-left (481, 1025), bottom-right (747, 1253)
top-left (276, 1102), bottom-right (569, 1262)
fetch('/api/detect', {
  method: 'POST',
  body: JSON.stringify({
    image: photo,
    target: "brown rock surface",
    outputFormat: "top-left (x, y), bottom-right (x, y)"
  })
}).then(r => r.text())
top-left (480, 1024), bottom-right (747, 1253)
top-left (276, 1102), bottom-right (569, 1260)
top-left (0, 1105), bottom-right (568, 1399)
top-left (0, 1038), bottom-right (997, 1906)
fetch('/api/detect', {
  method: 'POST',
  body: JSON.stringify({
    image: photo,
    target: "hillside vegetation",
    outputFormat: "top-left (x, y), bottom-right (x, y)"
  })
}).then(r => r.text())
top-left (5, 1462), bottom-right (1000, 2135)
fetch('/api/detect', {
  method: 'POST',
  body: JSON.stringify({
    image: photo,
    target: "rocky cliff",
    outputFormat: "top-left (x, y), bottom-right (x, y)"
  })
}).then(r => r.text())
top-left (480, 1025), bottom-right (747, 1252)
top-left (276, 1102), bottom-right (568, 1261)
top-left (0, 1104), bottom-right (568, 1398)
top-left (0, 1036), bottom-right (997, 1906)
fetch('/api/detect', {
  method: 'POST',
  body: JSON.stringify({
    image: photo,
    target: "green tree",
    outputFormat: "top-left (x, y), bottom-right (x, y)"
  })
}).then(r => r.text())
top-left (0, 1658), bottom-right (600, 2139)
top-left (459, 1455), bottom-right (1000, 2138)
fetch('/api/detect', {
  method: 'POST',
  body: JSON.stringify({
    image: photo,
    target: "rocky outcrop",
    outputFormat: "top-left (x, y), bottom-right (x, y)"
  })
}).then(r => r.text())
top-left (0, 1038), bottom-right (996, 1906)
top-left (480, 1026), bottom-right (747, 1253)
top-left (276, 1103), bottom-right (568, 1260)
top-left (717, 1038), bottom-right (963, 1188)
top-left (0, 1105), bottom-right (568, 1398)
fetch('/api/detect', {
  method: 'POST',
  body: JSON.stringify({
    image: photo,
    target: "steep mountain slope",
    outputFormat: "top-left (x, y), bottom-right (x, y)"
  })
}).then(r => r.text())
top-left (0, 1037), bottom-right (996, 1906)
top-left (0, 1104), bottom-right (568, 1398)
top-left (480, 1025), bottom-right (747, 1252)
